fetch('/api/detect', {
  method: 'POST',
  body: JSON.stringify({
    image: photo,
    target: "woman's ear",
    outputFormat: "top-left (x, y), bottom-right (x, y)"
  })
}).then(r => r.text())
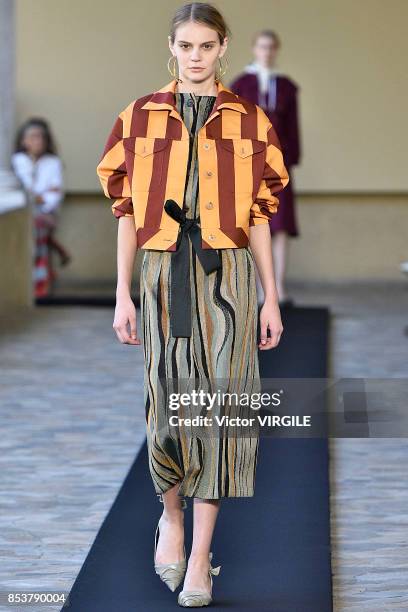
top-left (219, 36), bottom-right (228, 56)
top-left (168, 36), bottom-right (173, 54)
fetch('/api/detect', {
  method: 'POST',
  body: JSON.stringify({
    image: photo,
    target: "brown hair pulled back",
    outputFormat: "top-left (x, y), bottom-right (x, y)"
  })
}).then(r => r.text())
top-left (169, 2), bottom-right (231, 45)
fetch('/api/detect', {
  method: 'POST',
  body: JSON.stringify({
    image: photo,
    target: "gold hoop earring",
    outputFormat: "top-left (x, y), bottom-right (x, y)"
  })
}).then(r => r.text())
top-left (167, 56), bottom-right (183, 83)
top-left (215, 56), bottom-right (228, 82)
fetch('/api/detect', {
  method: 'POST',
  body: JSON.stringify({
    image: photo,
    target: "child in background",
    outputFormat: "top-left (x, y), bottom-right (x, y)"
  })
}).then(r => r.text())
top-left (12, 117), bottom-right (71, 298)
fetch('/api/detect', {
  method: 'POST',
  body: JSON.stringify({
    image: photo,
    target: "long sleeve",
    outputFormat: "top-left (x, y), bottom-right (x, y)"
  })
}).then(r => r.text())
top-left (285, 84), bottom-right (301, 167)
top-left (96, 113), bottom-right (134, 218)
top-left (40, 157), bottom-right (65, 213)
top-left (249, 120), bottom-right (289, 225)
top-left (11, 152), bottom-right (34, 191)
top-left (229, 76), bottom-right (243, 97)
top-left (11, 153), bottom-right (65, 213)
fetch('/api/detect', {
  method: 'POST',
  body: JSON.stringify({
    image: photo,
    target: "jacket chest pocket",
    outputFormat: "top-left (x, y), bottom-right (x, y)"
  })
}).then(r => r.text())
top-left (216, 138), bottom-right (266, 193)
top-left (123, 136), bottom-right (170, 192)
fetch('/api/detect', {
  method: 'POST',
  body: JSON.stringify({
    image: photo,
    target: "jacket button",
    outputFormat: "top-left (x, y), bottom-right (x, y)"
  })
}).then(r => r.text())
top-left (203, 143), bottom-right (210, 150)
top-left (208, 233), bottom-right (215, 240)
top-left (205, 202), bottom-right (213, 209)
top-left (206, 170), bottom-right (213, 177)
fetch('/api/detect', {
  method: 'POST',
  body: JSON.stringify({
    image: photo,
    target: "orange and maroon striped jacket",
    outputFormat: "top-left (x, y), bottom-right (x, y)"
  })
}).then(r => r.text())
top-left (96, 78), bottom-right (289, 251)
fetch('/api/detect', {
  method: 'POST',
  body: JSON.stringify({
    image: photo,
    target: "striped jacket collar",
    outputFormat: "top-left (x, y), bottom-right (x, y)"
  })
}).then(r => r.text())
top-left (140, 78), bottom-right (248, 117)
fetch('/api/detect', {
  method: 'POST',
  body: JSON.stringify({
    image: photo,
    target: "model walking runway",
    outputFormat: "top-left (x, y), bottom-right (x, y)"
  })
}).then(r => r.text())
top-left (140, 92), bottom-right (260, 500)
top-left (95, 2), bottom-right (290, 604)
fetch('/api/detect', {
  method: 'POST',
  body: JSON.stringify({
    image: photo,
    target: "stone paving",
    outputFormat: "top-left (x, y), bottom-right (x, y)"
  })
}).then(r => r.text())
top-left (0, 305), bottom-right (146, 608)
top-left (295, 280), bottom-right (408, 611)
top-left (1, 280), bottom-right (408, 611)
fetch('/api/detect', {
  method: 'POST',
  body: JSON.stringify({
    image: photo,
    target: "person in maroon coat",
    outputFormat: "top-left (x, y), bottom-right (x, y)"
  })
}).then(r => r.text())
top-left (229, 29), bottom-right (301, 306)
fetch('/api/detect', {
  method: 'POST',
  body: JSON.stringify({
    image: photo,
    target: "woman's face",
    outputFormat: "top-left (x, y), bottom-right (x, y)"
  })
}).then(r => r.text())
top-left (22, 126), bottom-right (47, 157)
top-left (169, 21), bottom-right (227, 84)
top-left (252, 35), bottom-right (279, 67)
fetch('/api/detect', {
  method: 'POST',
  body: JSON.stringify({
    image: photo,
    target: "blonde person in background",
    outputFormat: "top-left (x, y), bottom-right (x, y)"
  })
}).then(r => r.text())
top-left (12, 118), bottom-right (70, 298)
top-left (230, 30), bottom-right (301, 307)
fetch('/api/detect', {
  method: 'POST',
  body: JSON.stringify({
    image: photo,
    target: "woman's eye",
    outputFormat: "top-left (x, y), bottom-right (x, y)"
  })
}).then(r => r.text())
top-left (179, 44), bottom-right (214, 50)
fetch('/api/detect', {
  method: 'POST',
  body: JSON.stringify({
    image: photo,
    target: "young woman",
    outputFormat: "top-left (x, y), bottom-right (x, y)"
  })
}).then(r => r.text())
top-left (230, 29), bottom-right (301, 307)
top-left (97, 3), bottom-right (288, 607)
top-left (12, 118), bottom-right (70, 298)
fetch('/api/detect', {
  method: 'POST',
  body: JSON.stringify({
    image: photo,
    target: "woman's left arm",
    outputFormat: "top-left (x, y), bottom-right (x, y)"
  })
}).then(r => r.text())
top-left (40, 157), bottom-right (65, 214)
top-left (249, 120), bottom-right (289, 350)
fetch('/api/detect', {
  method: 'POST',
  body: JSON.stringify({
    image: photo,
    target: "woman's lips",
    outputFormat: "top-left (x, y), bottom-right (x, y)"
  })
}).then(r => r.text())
top-left (190, 67), bottom-right (204, 70)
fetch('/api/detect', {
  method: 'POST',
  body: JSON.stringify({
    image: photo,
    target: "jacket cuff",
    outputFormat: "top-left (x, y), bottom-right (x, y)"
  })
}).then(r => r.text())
top-left (112, 197), bottom-right (134, 218)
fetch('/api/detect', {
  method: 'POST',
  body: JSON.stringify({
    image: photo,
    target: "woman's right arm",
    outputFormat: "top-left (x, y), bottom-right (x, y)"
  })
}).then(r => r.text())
top-left (96, 109), bottom-right (141, 346)
top-left (114, 216), bottom-right (141, 345)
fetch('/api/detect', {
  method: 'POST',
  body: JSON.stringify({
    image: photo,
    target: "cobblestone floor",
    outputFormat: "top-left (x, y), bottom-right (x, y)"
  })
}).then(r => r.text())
top-left (0, 305), bottom-right (146, 604)
top-left (1, 280), bottom-right (408, 611)
top-left (295, 280), bottom-right (408, 611)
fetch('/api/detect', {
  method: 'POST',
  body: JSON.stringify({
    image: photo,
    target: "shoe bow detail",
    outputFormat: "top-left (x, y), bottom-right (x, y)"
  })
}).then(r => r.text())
top-left (177, 553), bottom-right (221, 607)
top-left (208, 552), bottom-right (221, 576)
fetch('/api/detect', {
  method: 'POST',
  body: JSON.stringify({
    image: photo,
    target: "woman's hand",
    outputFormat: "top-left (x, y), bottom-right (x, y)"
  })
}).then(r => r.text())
top-left (37, 212), bottom-right (57, 229)
top-left (258, 297), bottom-right (283, 350)
top-left (113, 295), bottom-right (141, 345)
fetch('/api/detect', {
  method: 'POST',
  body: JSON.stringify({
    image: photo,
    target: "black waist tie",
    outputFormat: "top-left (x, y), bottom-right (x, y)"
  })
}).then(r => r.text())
top-left (164, 199), bottom-right (222, 338)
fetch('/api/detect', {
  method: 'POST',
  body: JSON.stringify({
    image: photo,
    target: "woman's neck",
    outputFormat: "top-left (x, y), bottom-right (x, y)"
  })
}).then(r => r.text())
top-left (27, 152), bottom-right (42, 161)
top-left (175, 74), bottom-right (218, 96)
top-left (253, 61), bottom-right (275, 72)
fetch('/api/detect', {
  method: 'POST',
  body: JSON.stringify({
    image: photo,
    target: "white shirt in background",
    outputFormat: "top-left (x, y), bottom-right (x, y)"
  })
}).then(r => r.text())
top-left (243, 61), bottom-right (278, 111)
top-left (11, 152), bottom-right (65, 214)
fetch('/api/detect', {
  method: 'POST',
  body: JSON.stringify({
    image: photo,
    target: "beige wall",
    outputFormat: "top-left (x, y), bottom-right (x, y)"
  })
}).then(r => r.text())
top-left (14, 0), bottom-right (408, 283)
top-left (289, 194), bottom-right (408, 280)
top-left (0, 208), bottom-right (32, 313)
top-left (16, 0), bottom-right (408, 192)
top-left (55, 192), bottom-right (408, 285)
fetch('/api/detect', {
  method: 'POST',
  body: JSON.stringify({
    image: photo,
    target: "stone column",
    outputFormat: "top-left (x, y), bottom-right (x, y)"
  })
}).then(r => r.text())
top-left (0, 0), bottom-right (32, 313)
top-left (0, 0), bottom-right (25, 212)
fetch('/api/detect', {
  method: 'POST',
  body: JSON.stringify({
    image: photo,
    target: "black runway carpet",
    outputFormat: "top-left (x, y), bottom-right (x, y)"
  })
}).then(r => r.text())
top-left (64, 306), bottom-right (332, 612)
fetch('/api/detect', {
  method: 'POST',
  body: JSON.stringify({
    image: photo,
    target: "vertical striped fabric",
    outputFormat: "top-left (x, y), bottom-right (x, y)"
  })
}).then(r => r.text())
top-left (141, 93), bottom-right (261, 500)
top-left (96, 78), bottom-right (290, 251)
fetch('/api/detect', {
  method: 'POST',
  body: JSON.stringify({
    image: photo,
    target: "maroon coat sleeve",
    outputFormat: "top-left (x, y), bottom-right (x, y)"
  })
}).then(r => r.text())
top-left (285, 82), bottom-right (301, 167)
top-left (229, 75), bottom-right (244, 97)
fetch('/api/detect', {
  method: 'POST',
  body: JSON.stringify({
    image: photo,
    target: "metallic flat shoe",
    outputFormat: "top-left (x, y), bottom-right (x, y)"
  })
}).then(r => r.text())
top-left (154, 494), bottom-right (187, 592)
top-left (177, 552), bottom-right (221, 607)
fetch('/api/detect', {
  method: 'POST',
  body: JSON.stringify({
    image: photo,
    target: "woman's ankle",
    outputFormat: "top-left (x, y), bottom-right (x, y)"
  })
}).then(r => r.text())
top-left (188, 551), bottom-right (211, 566)
top-left (161, 507), bottom-right (184, 524)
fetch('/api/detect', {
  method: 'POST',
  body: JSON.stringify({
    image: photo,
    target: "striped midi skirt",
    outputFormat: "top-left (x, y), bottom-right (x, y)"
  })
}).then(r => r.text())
top-left (140, 238), bottom-right (261, 500)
